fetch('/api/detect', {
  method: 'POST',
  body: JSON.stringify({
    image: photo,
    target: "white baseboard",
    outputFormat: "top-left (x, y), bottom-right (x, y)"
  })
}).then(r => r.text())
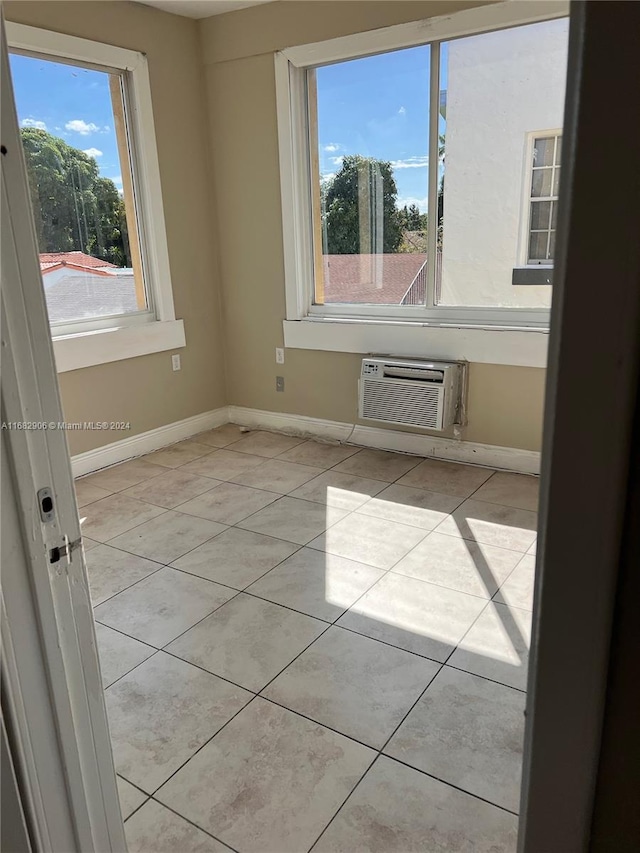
top-left (72, 404), bottom-right (540, 478)
top-left (228, 405), bottom-right (541, 475)
top-left (71, 408), bottom-right (228, 477)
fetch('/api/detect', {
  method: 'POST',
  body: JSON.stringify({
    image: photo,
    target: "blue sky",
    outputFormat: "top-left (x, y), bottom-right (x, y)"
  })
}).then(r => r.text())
top-left (9, 44), bottom-right (446, 212)
top-left (9, 52), bottom-right (124, 191)
top-left (317, 44), bottom-right (447, 213)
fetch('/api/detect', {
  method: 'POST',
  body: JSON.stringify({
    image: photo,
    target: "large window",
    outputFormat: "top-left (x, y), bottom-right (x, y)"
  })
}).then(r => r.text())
top-left (6, 23), bottom-right (184, 370)
top-left (278, 4), bottom-right (570, 331)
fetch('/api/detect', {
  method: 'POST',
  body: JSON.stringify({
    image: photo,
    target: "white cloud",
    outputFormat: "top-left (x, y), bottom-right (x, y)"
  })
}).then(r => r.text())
top-left (320, 172), bottom-right (336, 182)
top-left (65, 119), bottom-right (100, 135)
top-left (397, 195), bottom-right (428, 212)
top-left (323, 143), bottom-right (341, 152)
top-left (21, 118), bottom-right (47, 130)
top-left (330, 155), bottom-right (344, 166)
top-left (398, 106), bottom-right (407, 115)
top-left (390, 156), bottom-right (429, 170)
top-left (110, 175), bottom-right (123, 187)
top-left (82, 147), bottom-right (103, 158)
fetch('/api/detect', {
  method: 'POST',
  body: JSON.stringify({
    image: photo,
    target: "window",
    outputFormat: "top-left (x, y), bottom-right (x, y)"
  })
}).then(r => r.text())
top-left (526, 133), bottom-right (562, 265)
top-left (312, 47), bottom-right (430, 308)
top-left (277, 3), bottom-right (570, 337)
top-left (6, 23), bottom-right (184, 371)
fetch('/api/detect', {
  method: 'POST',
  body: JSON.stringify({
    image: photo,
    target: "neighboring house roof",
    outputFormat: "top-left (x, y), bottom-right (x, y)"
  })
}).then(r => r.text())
top-left (39, 251), bottom-right (118, 270)
top-left (322, 253), bottom-right (427, 305)
top-left (41, 262), bottom-right (112, 277)
top-left (44, 272), bottom-right (138, 324)
top-left (38, 252), bottom-right (138, 323)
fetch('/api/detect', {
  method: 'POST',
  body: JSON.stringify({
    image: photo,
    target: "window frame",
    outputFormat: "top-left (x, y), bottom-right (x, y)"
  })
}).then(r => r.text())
top-left (276, 0), bottom-right (569, 345)
top-left (6, 23), bottom-right (185, 371)
top-left (519, 129), bottom-right (562, 267)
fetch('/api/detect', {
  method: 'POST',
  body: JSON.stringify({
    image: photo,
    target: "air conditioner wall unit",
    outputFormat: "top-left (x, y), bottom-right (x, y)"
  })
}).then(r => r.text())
top-left (358, 357), bottom-right (463, 431)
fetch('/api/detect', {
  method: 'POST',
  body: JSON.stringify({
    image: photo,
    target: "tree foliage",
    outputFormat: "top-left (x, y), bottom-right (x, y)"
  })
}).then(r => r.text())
top-left (20, 127), bottom-right (131, 266)
top-left (322, 155), bottom-right (402, 254)
top-left (398, 203), bottom-right (428, 232)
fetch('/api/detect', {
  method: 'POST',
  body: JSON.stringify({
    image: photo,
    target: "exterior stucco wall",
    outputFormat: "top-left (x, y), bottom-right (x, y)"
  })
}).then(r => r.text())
top-left (440, 17), bottom-right (569, 308)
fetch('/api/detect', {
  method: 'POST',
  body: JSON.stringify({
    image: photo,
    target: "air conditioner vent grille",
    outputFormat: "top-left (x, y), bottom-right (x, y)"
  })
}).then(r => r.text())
top-left (361, 378), bottom-right (441, 429)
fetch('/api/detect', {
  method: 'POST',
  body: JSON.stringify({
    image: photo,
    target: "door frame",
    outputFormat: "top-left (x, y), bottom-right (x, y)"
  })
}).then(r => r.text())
top-left (3, 2), bottom-right (640, 850)
top-left (519, 1), bottom-right (640, 850)
top-left (1, 16), bottom-right (126, 851)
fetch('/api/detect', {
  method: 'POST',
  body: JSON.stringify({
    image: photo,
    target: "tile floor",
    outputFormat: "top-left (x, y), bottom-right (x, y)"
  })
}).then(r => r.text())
top-left (77, 425), bottom-right (538, 853)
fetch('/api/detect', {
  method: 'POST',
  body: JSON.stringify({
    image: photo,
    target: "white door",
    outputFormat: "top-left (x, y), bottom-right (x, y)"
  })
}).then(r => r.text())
top-left (0, 16), bottom-right (126, 852)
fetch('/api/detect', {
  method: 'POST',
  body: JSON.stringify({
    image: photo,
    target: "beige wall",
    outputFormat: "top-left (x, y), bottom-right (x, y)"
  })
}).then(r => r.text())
top-left (5, 1), bottom-right (226, 454)
top-left (202, 0), bottom-right (546, 452)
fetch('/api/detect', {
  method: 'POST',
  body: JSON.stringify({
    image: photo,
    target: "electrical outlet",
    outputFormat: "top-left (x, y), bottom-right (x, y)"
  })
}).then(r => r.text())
top-left (171, 354), bottom-right (181, 371)
top-left (275, 347), bottom-right (285, 364)
top-left (276, 376), bottom-right (285, 392)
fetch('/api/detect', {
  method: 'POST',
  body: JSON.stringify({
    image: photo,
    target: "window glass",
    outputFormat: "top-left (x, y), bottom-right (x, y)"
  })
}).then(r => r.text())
top-left (312, 45), bottom-right (430, 306)
top-left (9, 51), bottom-right (147, 325)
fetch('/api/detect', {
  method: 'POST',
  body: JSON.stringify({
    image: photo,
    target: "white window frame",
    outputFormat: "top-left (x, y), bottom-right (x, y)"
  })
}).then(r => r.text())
top-left (6, 23), bottom-right (185, 372)
top-left (519, 129), bottom-right (562, 267)
top-left (276, 0), bottom-right (569, 366)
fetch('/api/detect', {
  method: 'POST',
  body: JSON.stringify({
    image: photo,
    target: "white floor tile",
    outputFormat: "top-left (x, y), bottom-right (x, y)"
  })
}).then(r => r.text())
top-left (385, 666), bottom-right (525, 812)
top-left (247, 547), bottom-right (383, 621)
top-left (314, 756), bottom-right (518, 852)
top-left (264, 627), bottom-right (439, 748)
top-left (106, 652), bottom-right (251, 793)
top-left (167, 594), bottom-right (326, 691)
top-left (156, 698), bottom-right (375, 853)
top-left (94, 567), bottom-right (235, 647)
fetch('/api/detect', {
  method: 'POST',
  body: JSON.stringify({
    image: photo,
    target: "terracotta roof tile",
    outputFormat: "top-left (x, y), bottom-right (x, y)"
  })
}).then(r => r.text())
top-left (39, 251), bottom-right (118, 270)
top-left (321, 254), bottom-right (427, 304)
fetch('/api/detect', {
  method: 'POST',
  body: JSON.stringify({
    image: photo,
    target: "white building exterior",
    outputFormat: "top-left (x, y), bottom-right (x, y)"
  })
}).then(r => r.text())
top-left (440, 17), bottom-right (570, 309)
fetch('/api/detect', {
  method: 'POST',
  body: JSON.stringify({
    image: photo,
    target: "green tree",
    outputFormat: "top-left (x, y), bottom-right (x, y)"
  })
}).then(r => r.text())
top-left (20, 127), bottom-right (130, 266)
top-left (322, 155), bottom-right (402, 254)
top-left (398, 203), bottom-right (428, 232)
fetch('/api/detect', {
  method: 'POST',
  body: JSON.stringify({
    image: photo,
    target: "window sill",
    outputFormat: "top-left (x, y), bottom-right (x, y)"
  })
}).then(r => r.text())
top-left (282, 318), bottom-right (549, 368)
top-left (52, 319), bottom-right (186, 373)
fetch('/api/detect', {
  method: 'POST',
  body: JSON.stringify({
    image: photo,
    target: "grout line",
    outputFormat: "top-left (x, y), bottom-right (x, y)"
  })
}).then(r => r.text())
top-left (98, 644), bottom-right (160, 692)
top-left (160, 648), bottom-right (259, 697)
top-left (386, 563), bottom-right (510, 602)
top-left (121, 796), bottom-right (149, 824)
top-left (442, 661), bottom-right (527, 693)
top-left (145, 796), bottom-right (240, 852)
top-left (81, 505), bottom-right (172, 545)
top-left (102, 649), bottom-right (161, 691)
top-left (258, 693), bottom-right (385, 753)
top-left (376, 663), bottom-right (445, 755)
top-left (94, 528), bottom-right (232, 589)
top-left (90, 561), bottom-right (166, 609)
top-left (147, 694), bottom-right (262, 799)
top-left (381, 753), bottom-right (520, 816)
top-left (251, 623), bottom-right (334, 696)
top-left (156, 588), bottom-right (245, 650)
top-left (94, 618), bottom-right (159, 651)
top-left (307, 747), bottom-right (520, 853)
top-left (307, 753), bottom-right (382, 852)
